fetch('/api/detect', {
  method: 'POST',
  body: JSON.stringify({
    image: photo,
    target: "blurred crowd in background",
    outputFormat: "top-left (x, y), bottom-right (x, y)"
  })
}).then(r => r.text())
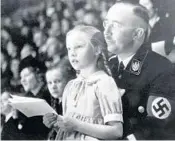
top-left (1, 0), bottom-right (175, 98)
top-left (1, 0), bottom-right (175, 139)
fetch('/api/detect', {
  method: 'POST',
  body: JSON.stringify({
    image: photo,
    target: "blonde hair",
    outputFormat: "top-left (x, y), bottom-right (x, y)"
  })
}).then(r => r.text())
top-left (66, 25), bottom-right (112, 76)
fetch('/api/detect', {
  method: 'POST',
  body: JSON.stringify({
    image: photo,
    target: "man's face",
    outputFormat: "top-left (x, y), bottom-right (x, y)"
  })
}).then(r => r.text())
top-left (104, 4), bottom-right (136, 54)
top-left (20, 68), bottom-right (38, 92)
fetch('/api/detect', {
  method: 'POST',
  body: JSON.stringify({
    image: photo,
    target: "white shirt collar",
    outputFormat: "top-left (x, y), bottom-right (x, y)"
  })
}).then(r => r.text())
top-left (5, 112), bottom-right (13, 122)
top-left (58, 98), bottom-right (62, 104)
top-left (118, 54), bottom-right (135, 69)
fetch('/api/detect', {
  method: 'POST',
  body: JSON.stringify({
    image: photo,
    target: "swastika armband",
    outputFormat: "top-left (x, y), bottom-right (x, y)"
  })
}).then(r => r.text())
top-left (147, 96), bottom-right (172, 119)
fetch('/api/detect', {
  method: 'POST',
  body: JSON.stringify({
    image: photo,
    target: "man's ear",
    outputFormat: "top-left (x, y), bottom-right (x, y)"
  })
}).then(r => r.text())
top-left (133, 28), bottom-right (145, 40)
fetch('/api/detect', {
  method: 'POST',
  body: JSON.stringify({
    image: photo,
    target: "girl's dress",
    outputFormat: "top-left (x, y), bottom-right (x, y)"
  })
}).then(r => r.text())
top-left (56, 71), bottom-right (123, 140)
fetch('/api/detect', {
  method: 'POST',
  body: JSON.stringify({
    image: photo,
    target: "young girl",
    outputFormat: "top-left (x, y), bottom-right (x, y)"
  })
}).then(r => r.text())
top-left (43, 25), bottom-right (123, 140)
top-left (44, 58), bottom-right (75, 140)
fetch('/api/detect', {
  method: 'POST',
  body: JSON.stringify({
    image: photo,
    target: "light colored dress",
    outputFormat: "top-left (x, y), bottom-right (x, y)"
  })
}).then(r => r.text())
top-left (56, 71), bottom-right (123, 140)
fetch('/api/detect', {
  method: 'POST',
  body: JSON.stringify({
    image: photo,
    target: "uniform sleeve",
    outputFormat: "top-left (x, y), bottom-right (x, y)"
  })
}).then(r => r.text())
top-left (139, 68), bottom-right (175, 139)
top-left (97, 76), bottom-right (123, 124)
top-left (146, 68), bottom-right (175, 123)
top-left (126, 68), bottom-right (175, 140)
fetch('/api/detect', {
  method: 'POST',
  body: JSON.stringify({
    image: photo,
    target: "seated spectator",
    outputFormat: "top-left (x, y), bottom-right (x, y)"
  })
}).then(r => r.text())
top-left (1, 49), bottom-right (13, 92)
top-left (2, 55), bottom-right (50, 140)
top-left (45, 37), bottom-right (65, 68)
top-left (61, 18), bottom-right (72, 35)
top-left (6, 40), bottom-right (20, 59)
top-left (44, 58), bottom-right (76, 140)
top-left (10, 58), bottom-right (22, 93)
top-left (33, 29), bottom-right (48, 50)
top-left (83, 10), bottom-right (102, 30)
top-left (140, 0), bottom-right (175, 60)
top-left (20, 43), bottom-right (37, 59)
top-left (1, 91), bottom-right (18, 140)
top-left (1, 27), bottom-right (12, 49)
top-left (37, 12), bottom-right (51, 31)
top-left (48, 20), bottom-right (62, 38)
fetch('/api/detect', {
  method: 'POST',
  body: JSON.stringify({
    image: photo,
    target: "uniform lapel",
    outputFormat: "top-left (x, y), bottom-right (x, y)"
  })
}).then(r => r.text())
top-left (125, 45), bottom-right (149, 76)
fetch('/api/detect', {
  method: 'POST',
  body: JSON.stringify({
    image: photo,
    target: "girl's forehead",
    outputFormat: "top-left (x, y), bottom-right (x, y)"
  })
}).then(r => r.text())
top-left (66, 31), bottom-right (89, 44)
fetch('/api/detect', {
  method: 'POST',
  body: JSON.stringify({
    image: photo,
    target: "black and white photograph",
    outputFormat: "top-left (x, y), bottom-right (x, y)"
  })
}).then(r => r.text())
top-left (1, 0), bottom-right (175, 140)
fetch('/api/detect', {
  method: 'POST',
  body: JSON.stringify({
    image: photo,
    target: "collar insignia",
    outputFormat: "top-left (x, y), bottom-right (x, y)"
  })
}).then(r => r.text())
top-left (130, 59), bottom-right (142, 75)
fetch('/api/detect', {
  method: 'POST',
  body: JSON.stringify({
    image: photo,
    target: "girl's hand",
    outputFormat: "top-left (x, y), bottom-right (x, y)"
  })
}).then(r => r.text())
top-left (54, 114), bottom-right (77, 132)
top-left (43, 113), bottom-right (58, 128)
top-left (118, 88), bottom-right (125, 96)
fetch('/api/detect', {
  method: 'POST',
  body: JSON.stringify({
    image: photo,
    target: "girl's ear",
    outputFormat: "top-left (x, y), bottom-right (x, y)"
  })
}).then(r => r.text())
top-left (94, 45), bottom-right (101, 56)
top-left (91, 40), bottom-right (101, 56)
top-left (133, 28), bottom-right (145, 40)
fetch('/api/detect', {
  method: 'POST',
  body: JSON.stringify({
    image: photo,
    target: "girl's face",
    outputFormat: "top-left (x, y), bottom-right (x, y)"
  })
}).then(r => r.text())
top-left (46, 69), bottom-right (67, 98)
top-left (66, 31), bottom-right (97, 71)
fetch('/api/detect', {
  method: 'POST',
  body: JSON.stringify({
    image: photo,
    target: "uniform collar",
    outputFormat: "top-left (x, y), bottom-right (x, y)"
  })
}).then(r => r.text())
top-left (109, 44), bottom-right (149, 76)
top-left (126, 45), bottom-right (149, 75)
top-left (5, 112), bottom-right (13, 122)
top-left (118, 54), bottom-right (135, 69)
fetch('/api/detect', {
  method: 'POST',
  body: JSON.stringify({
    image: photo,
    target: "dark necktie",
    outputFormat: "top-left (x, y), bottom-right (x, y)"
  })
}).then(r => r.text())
top-left (118, 61), bottom-right (125, 75)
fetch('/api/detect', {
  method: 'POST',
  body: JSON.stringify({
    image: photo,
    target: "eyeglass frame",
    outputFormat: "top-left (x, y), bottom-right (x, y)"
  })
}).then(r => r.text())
top-left (103, 19), bottom-right (142, 30)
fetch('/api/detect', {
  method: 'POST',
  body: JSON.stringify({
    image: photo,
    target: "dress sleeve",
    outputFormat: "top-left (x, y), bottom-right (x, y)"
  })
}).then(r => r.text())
top-left (97, 76), bottom-right (123, 124)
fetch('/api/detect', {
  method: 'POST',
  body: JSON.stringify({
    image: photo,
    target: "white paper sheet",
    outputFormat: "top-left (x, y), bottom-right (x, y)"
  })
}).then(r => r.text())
top-left (9, 95), bottom-right (58, 117)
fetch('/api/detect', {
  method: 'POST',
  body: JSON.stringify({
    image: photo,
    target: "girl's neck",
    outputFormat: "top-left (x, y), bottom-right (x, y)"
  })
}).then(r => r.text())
top-left (80, 64), bottom-right (99, 78)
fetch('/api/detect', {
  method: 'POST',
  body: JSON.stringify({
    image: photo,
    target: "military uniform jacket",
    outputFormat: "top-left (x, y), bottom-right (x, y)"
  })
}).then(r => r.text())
top-left (109, 45), bottom-right (175, 140)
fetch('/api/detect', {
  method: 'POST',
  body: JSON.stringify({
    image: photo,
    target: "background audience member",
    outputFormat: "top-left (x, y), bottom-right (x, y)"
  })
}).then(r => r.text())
top-left (44, 58), bottom-right (75, 140)
top-left (1, 91), bottom-right (19, 140)
top-left (1, 49), bottom-right (13, 93)
top-left (5, 55), bottom-right (50, 140)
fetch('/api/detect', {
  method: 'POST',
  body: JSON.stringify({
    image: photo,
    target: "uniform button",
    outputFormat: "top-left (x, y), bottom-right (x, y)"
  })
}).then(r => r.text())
top-left (118, 75), bottom-right (122, 79)
top-left (138, 106), bottom-right (145, 113)
top-left (18, 123), bottom-right (23, 130)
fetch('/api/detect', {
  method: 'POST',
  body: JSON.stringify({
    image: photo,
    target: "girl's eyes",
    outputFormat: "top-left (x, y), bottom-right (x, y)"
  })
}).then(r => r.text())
top-left (67, 45), bottom-right (84, 50)
top-left (75, 45), bottom-right (83, 49)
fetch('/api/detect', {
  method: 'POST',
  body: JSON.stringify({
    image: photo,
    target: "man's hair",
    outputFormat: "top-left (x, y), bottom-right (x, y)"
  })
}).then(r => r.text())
top-left (115, 1), bottom-right (150, 42)
top-left (116, 1), bottom-right (149, 24)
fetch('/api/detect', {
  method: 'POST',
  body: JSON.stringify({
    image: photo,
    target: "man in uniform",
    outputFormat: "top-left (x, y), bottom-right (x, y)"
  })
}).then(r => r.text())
top-left (104, 1), bottom-right (175, 140)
